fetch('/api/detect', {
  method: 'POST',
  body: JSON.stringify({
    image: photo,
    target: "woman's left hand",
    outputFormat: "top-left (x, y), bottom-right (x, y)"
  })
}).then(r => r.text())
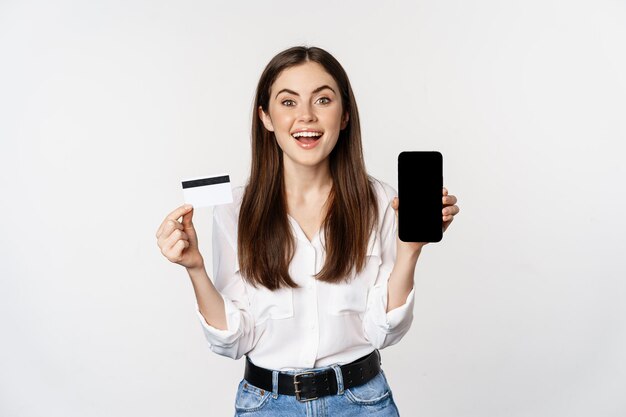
top-left (391, 186), bottom-right (460, 253)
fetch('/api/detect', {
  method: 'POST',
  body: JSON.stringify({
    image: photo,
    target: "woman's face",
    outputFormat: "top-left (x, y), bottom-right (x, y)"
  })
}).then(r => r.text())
top-left (258, 61), bottom-right (349, 169)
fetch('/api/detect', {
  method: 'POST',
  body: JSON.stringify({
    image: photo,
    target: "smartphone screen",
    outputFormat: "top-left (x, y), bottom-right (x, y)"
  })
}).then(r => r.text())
top-left (397, 151), bottom-right (443, 242)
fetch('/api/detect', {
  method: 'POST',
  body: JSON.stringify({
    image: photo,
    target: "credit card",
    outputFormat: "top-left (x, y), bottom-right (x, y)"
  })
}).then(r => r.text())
top-left (181, 173), bottom-right (233, 208)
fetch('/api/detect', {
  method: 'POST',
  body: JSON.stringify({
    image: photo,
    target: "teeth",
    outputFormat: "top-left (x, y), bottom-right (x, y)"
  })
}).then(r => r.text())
top-left (292, 131), bottom-right (323, 138)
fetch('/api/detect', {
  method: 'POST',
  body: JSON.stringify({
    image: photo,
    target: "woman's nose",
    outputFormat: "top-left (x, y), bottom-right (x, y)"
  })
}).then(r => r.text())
top-left (297, 102), bottom-right (317, 122)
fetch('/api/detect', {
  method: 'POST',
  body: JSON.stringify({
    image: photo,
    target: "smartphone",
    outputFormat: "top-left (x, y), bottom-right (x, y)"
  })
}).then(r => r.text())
top-left (397, 151), bottom-right (443, 242)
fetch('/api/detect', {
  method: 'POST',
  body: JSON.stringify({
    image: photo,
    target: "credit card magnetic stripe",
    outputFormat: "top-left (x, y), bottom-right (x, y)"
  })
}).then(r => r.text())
top-left (182, 175), bottom-right (230, 189)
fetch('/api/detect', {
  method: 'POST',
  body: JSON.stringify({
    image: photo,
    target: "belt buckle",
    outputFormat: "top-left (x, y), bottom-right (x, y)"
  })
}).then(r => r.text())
top-left (293, 372), bottom-right (318, 402)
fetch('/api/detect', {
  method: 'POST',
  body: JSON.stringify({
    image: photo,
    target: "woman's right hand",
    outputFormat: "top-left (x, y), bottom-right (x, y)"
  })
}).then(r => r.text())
top-left (156, 204), bottom-right (204, 270)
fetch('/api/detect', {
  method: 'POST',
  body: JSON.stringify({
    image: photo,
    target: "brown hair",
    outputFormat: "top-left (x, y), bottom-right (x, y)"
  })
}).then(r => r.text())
top-left (237, 45), bottom-right (379, 290)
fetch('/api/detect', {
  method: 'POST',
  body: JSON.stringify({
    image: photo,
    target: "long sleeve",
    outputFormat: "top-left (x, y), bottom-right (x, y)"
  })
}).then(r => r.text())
top-left (362, 183), bottom-right (415, 349)
top-left (195, 206), bottom-right (256, 360)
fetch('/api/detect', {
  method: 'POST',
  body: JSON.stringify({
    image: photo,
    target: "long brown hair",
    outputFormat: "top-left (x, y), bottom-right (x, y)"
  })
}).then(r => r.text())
top-left (237, 45), bottom-right (379, 290)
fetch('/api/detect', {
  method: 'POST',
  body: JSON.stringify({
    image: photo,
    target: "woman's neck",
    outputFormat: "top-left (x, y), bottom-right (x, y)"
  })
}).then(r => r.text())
top-left (282, 158), bottom-right (333, 202)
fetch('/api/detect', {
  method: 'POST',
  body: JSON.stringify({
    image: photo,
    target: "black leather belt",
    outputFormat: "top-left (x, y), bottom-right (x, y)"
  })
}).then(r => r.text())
top-left (243, 349), bottom-right (382, 402)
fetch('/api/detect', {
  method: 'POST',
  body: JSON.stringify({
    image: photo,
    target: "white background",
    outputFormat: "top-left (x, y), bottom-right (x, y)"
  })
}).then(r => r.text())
top-left (1, 0), bottom-right (625, 416)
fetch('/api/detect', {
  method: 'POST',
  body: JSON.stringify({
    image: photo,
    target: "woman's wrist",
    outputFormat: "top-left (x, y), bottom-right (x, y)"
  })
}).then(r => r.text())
top-left (186, 259), bottom-right (207, 278)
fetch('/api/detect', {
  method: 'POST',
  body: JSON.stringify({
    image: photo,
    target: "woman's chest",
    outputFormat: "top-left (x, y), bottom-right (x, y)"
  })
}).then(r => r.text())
top-left (288, 208), bottom-right (325, 242)
top-left (243, 231), bottom-right (383, 325)
top-left (286, 187), bottom-right (333, 242)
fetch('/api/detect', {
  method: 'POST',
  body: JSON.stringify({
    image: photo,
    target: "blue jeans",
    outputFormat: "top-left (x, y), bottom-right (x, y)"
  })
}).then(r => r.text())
top-left (233, 362), bottom-right (401, 416)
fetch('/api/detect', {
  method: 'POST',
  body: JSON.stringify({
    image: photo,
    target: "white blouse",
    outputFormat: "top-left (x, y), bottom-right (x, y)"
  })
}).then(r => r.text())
top-left (195, 178), bottom-right (415, 371)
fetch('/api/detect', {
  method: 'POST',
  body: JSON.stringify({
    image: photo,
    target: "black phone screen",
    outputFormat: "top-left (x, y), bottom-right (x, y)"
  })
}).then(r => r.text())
top-left (397, 151), bottom-right (443, 242)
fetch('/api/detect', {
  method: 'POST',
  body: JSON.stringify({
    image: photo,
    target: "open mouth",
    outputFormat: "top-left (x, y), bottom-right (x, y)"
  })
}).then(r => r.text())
top-left (291, 131), bottom-right (323, 145)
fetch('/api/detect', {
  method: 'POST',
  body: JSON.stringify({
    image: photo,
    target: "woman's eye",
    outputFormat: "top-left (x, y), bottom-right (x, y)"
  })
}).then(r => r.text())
top-left (281, 97), bottom-right (331, 107)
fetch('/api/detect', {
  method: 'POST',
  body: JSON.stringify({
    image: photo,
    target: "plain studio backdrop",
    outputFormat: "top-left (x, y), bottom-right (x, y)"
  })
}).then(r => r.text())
top-left (1, 0), bottom-right (625, 416)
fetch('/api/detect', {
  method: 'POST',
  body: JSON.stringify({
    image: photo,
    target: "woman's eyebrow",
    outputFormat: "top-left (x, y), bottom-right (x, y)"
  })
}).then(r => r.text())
top-left (275, 85), bottom-right (335, 99)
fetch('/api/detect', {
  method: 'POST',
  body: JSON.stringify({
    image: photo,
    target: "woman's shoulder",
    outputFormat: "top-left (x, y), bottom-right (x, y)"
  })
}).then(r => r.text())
top-left (214, 180), bottom-right (396, 232)
top-left (369, 176), bottom-right (397, 206)
top-left (212, 184), bottom-right (245, 233)
top-left (367, 177), bottom-right (397, 255)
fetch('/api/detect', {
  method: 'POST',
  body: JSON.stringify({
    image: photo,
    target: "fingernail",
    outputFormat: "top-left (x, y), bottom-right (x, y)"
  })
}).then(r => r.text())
top-left (184, 204), bottom-right (193, 210)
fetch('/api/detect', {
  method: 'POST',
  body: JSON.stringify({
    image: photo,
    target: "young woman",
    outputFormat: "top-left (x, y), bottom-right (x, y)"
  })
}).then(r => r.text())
top-left (156, 46), bottom-right (459, 416)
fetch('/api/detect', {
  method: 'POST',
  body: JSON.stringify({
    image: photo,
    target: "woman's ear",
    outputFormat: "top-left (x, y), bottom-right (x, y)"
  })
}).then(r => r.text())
top-left (258, 106), bottom-right (275, 132)
top-left (341, 112), bottom-right (350, 130)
